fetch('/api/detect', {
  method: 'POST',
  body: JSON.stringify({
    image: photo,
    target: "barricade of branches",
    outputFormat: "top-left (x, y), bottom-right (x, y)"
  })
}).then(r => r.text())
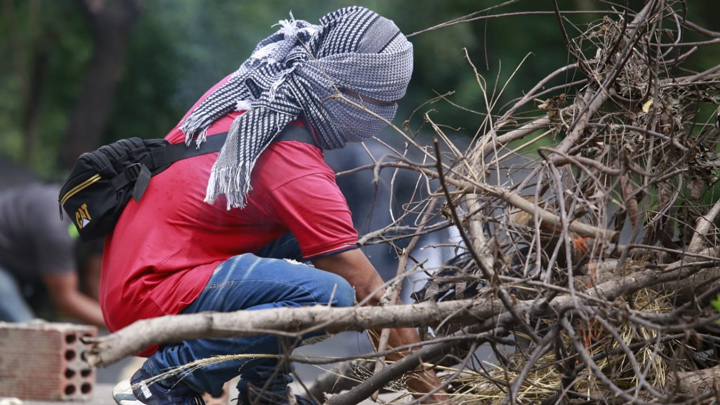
top-left (347, 1), bottom-right (720, 403)
top-left (83, 1), bottom-right (720, 404)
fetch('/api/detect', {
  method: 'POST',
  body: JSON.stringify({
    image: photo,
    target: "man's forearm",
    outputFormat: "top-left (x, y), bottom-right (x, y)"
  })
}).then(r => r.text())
top-left (313, 249), bottom-right (450, 402)
top-left (373, 326), bottom-right (448, 402)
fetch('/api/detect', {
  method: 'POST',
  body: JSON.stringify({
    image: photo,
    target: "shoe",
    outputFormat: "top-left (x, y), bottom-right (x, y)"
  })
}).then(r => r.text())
top-left (112, 368), bottom-right (205, 405)
top-left (237, 394), bottom-right (315, 405)
top-left (294, 395), bottom-right (317, 405)
top-left (112, 379), bottom-right (139, 404)
top-left (237, 382), bottom-right (316, 405)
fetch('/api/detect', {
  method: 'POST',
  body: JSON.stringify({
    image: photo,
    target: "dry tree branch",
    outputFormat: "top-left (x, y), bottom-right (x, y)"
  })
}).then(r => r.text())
top-left (84, 246), bottom-right (718, 366)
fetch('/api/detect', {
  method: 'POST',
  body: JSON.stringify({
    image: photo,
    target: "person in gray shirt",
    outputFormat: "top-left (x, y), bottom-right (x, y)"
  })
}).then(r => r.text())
top-left (0, 183), bottom-right (105, 328)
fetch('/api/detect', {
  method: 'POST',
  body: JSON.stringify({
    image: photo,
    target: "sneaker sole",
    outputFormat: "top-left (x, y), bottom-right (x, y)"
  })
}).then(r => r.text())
top-left (113, 379), bottom-right (144, 405)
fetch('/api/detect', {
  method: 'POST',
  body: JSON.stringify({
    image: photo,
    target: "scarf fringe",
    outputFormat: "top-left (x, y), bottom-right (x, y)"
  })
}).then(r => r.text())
top-left (204, 162), bottom-right (254, 210)
top-left (180, 116), bottom-right (212, 148)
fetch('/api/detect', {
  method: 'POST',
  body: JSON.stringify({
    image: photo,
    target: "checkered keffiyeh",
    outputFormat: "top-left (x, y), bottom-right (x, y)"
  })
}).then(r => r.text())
top-left (179, 6), bottom-right (414, 209)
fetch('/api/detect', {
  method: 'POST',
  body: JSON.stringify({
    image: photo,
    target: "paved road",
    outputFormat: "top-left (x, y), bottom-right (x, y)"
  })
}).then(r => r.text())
top-left (12, 384), bottom-right (411, 405)
top-left (2, 384), bottom-right (115, 405)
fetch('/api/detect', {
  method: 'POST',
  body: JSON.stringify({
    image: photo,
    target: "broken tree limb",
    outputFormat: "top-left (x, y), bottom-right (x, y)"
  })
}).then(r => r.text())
top-left (688, 198), bottom-right (720, 254)
top-left (326, 324), bottom-right (497, 405)
top-left (84, 299), bottom-right (502, 368)
top-left (306, 360), bottom-right (375, 401)
top-left (657, 267), bottom-right (720, 301)
top-left (667, 364), bottom-right (720, 400)
top-left (83, 248), bottom-right (717, 369)
top-left (458, 180), bottom-right (620, 242)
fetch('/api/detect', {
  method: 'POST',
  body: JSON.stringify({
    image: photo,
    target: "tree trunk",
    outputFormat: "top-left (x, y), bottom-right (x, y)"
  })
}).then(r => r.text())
top-left (22, 47), bottom-right (48, 165)
top-left (59, 0), bottom-right (142, 170)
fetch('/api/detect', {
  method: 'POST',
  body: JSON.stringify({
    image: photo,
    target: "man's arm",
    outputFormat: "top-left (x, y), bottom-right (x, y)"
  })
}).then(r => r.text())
top-left (312, 248), bottom-right (449, 403)
top-left (41, 272), bottom-right (106, 329)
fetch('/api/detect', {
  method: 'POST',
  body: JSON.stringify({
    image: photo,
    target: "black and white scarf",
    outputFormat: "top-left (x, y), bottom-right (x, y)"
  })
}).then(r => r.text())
top-left (179, 6), bottom-right (414, 209)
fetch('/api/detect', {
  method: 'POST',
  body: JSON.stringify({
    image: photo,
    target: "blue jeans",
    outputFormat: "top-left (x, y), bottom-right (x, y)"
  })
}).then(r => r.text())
top-left (0, 265), bottom-right (35, 322)
top-left (141, 250), bottom-right (355, 399)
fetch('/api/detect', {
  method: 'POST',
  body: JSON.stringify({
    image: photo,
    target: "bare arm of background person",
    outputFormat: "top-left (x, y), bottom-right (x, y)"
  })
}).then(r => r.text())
top-left (42, 271), bottom-right (106, 329)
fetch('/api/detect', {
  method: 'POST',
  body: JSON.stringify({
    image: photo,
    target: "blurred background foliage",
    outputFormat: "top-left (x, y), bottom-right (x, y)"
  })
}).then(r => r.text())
top-left (1, 0), bottom-right (718, 179)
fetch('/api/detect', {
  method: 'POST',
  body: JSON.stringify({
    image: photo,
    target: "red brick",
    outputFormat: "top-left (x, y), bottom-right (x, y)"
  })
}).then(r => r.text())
top-left (0, 321), bottom-right (97, 401)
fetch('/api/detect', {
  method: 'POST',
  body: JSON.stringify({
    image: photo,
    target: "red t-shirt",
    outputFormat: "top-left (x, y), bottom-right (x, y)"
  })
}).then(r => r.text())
top-left (100, 79), bottom-right (358, 351)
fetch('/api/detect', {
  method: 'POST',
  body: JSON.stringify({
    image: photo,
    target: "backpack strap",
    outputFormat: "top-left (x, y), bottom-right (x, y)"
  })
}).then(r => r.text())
top-left (119, 133), bottom-right (229, 202)
top-left (272, 122), bottom-right (317, 145)
top-left (135, 124), bottom-right (314, 202)
top-left (151, 132), bottom-right (229, 170)
top-left (152, 121), bottom-right (314, 169)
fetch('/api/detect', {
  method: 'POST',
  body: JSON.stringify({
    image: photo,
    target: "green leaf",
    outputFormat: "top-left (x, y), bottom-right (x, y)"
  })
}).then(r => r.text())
top-left (713, 294), bottom-right (720, 314)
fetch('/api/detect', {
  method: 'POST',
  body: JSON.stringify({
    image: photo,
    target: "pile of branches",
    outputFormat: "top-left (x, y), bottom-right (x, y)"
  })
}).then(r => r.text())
top-left (84, 1), bottom-right (720, 404)
top-left (377, 0), bottom-right (720, 403)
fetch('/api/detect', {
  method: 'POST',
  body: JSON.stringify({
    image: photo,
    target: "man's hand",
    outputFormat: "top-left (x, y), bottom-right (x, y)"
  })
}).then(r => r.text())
top-left (312, 249), bottom-right (451, 403)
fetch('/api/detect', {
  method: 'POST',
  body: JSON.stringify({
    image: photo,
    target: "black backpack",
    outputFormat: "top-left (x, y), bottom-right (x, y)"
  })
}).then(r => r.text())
top-left (59, 133), bottom-right (227, 241)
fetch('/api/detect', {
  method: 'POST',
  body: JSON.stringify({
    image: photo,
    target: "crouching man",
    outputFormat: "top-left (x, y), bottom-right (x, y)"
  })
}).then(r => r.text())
top-left (107, 6), bottom-right (449, 404)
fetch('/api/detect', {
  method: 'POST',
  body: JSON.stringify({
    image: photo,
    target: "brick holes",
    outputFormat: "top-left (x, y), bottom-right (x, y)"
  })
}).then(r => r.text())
top-left (0, 322), bottom-right (98, 401)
